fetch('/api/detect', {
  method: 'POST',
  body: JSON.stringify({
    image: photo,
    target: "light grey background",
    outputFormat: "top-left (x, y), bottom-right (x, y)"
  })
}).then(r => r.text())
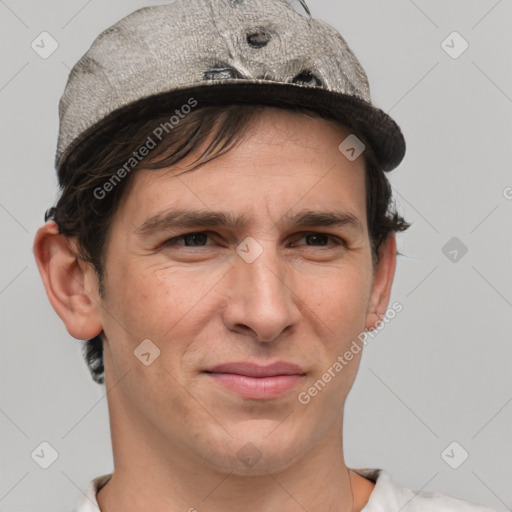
top-left (1, 0), bottom-right (511, 511)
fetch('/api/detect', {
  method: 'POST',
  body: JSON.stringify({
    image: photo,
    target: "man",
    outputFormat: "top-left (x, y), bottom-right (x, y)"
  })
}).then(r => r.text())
top-left (33, 1), bottom-right (496, 510)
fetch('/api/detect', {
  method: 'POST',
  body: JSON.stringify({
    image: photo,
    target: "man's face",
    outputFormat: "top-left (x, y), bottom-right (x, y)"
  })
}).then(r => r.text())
top-left (93, 108), bottom-right (391, 474)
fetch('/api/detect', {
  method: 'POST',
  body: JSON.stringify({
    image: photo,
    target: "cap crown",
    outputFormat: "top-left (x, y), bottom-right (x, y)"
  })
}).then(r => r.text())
top-left (57, 0), bottom-right (371, 167)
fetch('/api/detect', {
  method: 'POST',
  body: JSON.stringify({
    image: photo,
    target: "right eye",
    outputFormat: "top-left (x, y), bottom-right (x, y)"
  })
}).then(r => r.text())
top-left (163, 232), bottom-right (213, 248)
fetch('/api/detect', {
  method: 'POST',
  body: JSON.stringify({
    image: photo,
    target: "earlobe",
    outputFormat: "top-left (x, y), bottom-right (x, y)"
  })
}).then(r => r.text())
top-left (365, 235), bottom-right (397, 331)
top-left (33, 221), bottom-right (103, 340)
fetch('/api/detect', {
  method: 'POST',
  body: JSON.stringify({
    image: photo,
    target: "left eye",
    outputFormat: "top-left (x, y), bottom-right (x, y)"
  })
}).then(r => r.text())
top-left (294, 233), bottom-right (341, 247)
top-left (163, 232), bottom-right (343, 248)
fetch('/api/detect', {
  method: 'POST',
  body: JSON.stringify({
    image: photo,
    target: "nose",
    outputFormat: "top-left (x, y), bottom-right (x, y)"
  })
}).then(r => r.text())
top-left (221, 240), bottom-right (301, 343)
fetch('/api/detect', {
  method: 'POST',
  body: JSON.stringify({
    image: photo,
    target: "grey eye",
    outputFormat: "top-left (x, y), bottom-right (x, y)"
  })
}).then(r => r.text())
top-left (291, 70), bottom-right (322, 87)
top-left (203, 67), bottom-right (242, 80)
top-left (246, 28), bottom-right (273, 48)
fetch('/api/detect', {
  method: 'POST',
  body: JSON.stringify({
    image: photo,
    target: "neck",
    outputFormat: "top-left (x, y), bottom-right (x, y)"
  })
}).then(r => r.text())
top-left (97, 352), bottom-right (374, 512)
top-left (97, 414), bottom-right (373, 512)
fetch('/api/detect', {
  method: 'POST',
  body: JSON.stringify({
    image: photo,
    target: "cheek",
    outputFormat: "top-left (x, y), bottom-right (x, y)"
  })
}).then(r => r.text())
top-left (294, 273), bottom-right (371, 436)
top-left (106, 258), bottom-right (180, 326)
top-left (101, 259), bottom-right (224, 359)
top-left (303, 260), bottom-right (373, 339)
top-left (99, 267), bottom-right (194, 407)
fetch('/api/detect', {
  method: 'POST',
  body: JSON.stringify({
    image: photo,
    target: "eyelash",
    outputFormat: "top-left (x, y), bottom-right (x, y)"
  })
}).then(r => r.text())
top-left (163, 231), bottom-right (345, 249)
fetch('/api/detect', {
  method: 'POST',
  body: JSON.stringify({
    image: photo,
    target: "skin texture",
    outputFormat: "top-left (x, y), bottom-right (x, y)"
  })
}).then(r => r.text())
top-left (34, 108), bottom-right (397, 512)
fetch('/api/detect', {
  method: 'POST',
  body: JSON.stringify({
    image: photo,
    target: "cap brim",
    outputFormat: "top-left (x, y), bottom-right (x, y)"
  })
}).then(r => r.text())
top-left (58, 79), bottom-right (405, 173)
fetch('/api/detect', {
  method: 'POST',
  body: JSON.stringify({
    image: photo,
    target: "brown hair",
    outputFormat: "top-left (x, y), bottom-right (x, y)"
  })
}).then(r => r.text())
top-left (45, 103), bottom-right (409, 384)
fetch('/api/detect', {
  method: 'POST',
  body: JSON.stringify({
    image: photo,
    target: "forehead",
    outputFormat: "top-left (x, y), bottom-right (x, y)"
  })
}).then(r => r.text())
top-left (113, 108), bottom-right (367, 232)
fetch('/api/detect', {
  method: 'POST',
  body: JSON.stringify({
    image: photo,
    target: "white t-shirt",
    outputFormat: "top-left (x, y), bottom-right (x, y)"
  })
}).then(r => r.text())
top-left (72, 467), bottom-right (497, 511)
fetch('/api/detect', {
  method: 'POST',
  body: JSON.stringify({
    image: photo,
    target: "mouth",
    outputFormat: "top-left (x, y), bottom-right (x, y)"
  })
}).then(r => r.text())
top-left (203, 361), bottom-right (306, 400)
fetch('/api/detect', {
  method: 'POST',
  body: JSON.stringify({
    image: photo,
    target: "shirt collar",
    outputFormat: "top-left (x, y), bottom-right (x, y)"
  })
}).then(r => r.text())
top-left (73, 468), bottom-right (389, 511)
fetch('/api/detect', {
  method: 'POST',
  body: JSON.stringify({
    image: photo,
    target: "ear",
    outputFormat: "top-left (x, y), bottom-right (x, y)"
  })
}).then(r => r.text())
top-left (33, 221), bottom-right (103, 340)
top-left (365, 234), bottom-right (397, 331)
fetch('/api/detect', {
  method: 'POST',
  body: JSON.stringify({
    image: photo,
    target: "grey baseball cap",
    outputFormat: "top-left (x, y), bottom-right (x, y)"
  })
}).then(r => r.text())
top-left (56, 0), bottom-right (405, 173)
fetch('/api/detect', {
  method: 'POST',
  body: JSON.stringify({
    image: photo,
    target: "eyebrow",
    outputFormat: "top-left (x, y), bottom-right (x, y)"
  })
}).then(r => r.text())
top-left (135, 208), bottom-right (362, 236)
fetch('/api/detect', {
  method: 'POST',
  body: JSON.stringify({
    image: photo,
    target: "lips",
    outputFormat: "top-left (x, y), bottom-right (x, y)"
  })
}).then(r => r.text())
top-left (204, 361), bottom-right (306, 378)
top-left (203, 361), bottom-right (306, 400)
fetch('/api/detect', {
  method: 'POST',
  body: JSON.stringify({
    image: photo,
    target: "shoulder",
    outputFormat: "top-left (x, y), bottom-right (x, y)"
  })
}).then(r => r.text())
top-left (72, 473), bottom-right (112, 512)
top-left (351, 467), bottom-right (498, 512)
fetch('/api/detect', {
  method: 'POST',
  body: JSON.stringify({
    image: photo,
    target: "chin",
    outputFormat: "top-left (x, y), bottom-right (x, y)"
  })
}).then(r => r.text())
top-left (194, 425), bottom-right (308, 476)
